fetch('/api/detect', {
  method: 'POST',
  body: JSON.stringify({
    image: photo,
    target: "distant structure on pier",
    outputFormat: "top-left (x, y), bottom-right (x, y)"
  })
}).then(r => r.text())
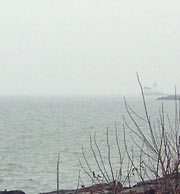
top-left (143, 82), bottom-right (164, 96)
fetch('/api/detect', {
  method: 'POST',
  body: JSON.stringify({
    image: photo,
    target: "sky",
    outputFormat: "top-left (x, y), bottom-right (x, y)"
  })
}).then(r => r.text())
top-left (0, 0), bottom-right (180, 96)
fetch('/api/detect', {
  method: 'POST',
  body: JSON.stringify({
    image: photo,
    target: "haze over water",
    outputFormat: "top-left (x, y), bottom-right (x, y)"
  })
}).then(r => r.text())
top-left (0, 0), bottom-right (180, 97)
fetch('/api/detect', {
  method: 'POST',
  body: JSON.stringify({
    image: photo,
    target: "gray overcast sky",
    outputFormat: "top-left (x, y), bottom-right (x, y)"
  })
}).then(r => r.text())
top-left (0, 0), bottom-right (180, 96)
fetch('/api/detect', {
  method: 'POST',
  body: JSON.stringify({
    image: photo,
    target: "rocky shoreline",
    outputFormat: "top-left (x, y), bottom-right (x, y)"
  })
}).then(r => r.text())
top-left (38, 181), bottom-right (156, 194)
top-left (0, 181), bottom-right (155, 194)
top-left (38, 179), bottom-right (161, 194)
top-left (39, 173), bottom-right (180, 194)
top-left (3, 173), bottom-right (180, 194)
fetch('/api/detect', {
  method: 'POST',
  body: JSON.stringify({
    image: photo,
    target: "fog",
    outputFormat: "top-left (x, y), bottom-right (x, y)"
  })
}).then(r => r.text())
top-left (0, 0), bottom-right (179, 96)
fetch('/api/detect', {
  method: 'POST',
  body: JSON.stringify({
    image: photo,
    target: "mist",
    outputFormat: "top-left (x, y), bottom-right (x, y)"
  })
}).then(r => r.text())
top-left (0, 0), bottom-right (180, 96)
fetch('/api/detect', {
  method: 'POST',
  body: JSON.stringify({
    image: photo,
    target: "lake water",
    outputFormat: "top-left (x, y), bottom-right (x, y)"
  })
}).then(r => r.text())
top-left (0, 96), bottom-right (176, 194)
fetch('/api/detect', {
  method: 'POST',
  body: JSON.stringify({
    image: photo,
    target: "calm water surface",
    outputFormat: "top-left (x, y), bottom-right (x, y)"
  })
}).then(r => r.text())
top-left (0, 96), bottom-right (175, 194)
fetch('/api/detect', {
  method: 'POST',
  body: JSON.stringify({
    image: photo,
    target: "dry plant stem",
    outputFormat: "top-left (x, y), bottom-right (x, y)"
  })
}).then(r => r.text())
top-left (145, 147), bottom-right (158, 178)
top-left (167, 114), bottom-right (175, 136)
top-left (125, 76), bottom-right (171, 176)
top-left (106, 128), bottom-right (115, 183)
top-left (124, 73), bottom-right (173, 190)
top-left (123, 102), bottom-right (160, 173)
top-left (78, 169), bottom-right (86, 188)
top-left (174, 87), bottom-right (178, 135)
top-left (80, 146), bottom-right (97, 184)
top-left (57, 154), bottom-right (60, 194)
top-left (122, 115), bottom-right (146, 150)
top-left (139, 140), bottom-right (145, 178)
top-left (174, 96), bottom-right (180, 189)
top-left (93, 133), bottom-right (111, 182)
top-left (89, 132), bottom-right (109, 183)
top-left (115, 122), bottom-right (125, 182)
top-left (123, 124), bottom-right (148, 192)
top-left (79, 159), bottom-right (96, 185)
top-left (76, 170), bottom-right (81, 192)
top-left (122, 157), bottom-right (133, 187)
top-left (137, 74), bottom-right (160, 154)
top-left (81, 145), bottom-right (96, 179)
top-left (129, 131), bottom-right (156, 161)
top-left (124, 105), bottom-right (163, 177)
top-left (124, 98), bottom-right (157, 155)
top-left (124, 74), bottom-right (180, 193)
top-left (173, 91), bottom-right (180, 161)
top-left (78, 74), bottom-right (180, 193)
top-left (126, 103), bottom-right (147, 122)
top-left (137, 74), bottom-right (155, 139)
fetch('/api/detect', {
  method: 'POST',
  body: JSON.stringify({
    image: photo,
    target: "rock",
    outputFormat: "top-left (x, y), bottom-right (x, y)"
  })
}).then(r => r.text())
top-left (0, 191), bottom-right (25, 194)
top-left (39, 173), bottom-right (180, 194)
top-left (39, 181), bottom-right (122, 194)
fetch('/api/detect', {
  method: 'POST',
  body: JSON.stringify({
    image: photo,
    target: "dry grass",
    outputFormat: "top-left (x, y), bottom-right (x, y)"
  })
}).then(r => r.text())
top-left (79, 74), bottom-right (180, 194)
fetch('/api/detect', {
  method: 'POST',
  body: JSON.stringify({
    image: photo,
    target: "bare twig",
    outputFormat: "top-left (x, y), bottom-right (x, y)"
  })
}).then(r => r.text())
top-left (57, 153), bottom-right (60, 194)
